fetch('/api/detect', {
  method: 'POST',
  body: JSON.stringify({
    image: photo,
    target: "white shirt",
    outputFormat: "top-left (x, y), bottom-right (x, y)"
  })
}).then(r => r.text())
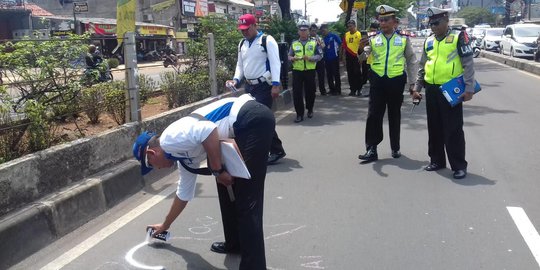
top-left (233, 32), bottom-right (281, 84)
top-left (159, 94), bottom-right (254, 201)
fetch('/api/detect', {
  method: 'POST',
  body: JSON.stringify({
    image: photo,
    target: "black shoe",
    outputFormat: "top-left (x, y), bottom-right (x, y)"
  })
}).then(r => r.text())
top-left (307, 111), bottom-right (313, 118)
top-left (268, 151), bottom-right (286, 164)
top-left (453, 169), bottom-right (467, 179)
top-left (425, 163), bottom-right (445, 171)
top-left (210, 242), bottom-right (240, 254)
top-left (358, 147), bottom-right (378, 162)
top-left (391, 150), bottom-right (401, 158)
top-left (348, 91), bottom-right (356, 96)
top-left (294, 116), bottom-right (304, 123)
top-left (321, 92), bottom-right (327, 96)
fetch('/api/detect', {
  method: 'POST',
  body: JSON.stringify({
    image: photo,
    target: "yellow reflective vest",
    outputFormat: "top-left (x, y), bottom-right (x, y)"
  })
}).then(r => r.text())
top-left (369, 32), bottom-right (407, 78)
top-left (423, 31), bottom-right (463, 85)
top-left (291, 39), bottom-right (317, 71)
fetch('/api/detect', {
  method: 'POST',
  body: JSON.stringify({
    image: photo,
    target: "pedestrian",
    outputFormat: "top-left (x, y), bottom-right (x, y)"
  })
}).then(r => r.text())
top-left (411, 7), bottom-right (476, 179)
top-left (358, 21), bottom-right (380, 96)
top-left (320, 24), bottom-right (342, 96)
top-left (133, 93), bottom-right (274, 270)
top-left (343, 20), bottom-right (364, 96)
top-left (358, 5), bottom-right (418, 162)
top-left (310, 23), bottom-right (326, 96)
top-left (225, 13), bottom-right (286, 165)
top-left (289, 21), bottom-right (322, 123)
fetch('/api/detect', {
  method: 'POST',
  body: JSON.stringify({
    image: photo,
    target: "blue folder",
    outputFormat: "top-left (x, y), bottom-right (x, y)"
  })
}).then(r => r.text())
top-left (440, 75), bottom-right (481, 107)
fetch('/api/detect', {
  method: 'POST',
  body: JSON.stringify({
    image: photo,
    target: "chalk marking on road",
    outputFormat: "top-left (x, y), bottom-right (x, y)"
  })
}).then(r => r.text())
top-left (125, 241), bottom-right (165, 270)
top-left (40, 185), bottom-right (177, 270)
top-left (264, 224), bottom-right (306, 240)
top-left (507, 206), bottom-right (540, 268)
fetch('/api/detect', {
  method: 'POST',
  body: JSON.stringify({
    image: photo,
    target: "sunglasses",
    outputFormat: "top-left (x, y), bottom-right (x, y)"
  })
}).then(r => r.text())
top-left (429, 20), bottom-right (441, 27)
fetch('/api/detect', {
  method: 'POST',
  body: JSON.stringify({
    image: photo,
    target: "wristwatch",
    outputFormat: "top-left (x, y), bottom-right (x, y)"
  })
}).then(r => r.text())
top-left (211, 167), bottom-right (225, 177)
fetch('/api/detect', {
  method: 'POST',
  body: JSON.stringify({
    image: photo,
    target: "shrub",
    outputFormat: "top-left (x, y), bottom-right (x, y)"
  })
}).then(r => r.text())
top-left (103, 81), bottom-right (127, 125)
top-left (25, 100), bottom-right (56, 152)
top-left (80, 84), bottom-right (105, 124)
top-left (137, 74), bottom-right (157, 104)
top-left (107, 57), bottom-right (120, 69)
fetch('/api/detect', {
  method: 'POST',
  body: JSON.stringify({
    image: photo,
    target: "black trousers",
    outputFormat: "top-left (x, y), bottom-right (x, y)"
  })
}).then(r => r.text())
top-left (315, 60), bottom-right (326, 94)
top-left (425, 84), bottom-right (467, 171)
top-left (292, 69), bottom-right (316, 117)
top-left (245, 83), bottom-right (285, 155)
top-left (365, 72), bottom-right (406, 151)
top-left (360, 60), bottom-right (369, 86)
top-left (345, 54), bottom-right (362, 93)
top-left (325, 58), bottom-right (341, 94)
top-left (216, 100), bottom-right (275, 270)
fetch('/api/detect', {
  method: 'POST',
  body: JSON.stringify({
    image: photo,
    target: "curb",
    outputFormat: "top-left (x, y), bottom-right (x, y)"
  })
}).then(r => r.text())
top-left (0, 90), bottom-right (293, 269)
top-left (480, 50), bottom-right (540, 76)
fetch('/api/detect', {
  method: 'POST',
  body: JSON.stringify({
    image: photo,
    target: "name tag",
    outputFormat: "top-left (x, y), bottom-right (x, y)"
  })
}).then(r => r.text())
top-left (426, 40), bottom-right (434, 51)
top-left (394, 38), bottom-right (403, 46)
top-left (446, 35), bottom-right (454, 43)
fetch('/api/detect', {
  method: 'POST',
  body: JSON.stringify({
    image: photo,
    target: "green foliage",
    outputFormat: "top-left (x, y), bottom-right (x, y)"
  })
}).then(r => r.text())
top-left (160, 71), bottom-right (179, 109)
top-left (107, 57), bottom-right (120, 69)
top-left (265, 17), bottom-right (298, 44)
top-left (103, 81), bottom-right (127, 125)
top-left (24, 100), bottom-right (54, 151)
top-left (457, 7), bottom-right (495, 26)
top-left (0, 86), bottom-right (26, 164)
top-left (159, 70), bottom-right (210, 109)
top-left (137, 74), bottom-right (157, 104)
top-left (80, 84), bottom-right (105, 124)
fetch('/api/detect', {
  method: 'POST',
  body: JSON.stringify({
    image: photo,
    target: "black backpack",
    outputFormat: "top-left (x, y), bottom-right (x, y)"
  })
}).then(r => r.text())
top-left (239, 34), bottom-right (267, 53)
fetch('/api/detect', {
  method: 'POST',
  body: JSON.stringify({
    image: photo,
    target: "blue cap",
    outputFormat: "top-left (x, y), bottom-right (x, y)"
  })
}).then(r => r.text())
top-left (132, 131), bottom-right (156, 175)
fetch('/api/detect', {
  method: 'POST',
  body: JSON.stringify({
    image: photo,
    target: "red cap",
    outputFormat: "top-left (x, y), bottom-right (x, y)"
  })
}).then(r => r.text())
top-left (237, 14), bottom-right (256, 30)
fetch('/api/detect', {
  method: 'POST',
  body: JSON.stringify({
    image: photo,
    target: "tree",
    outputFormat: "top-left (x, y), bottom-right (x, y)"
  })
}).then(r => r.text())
top-left (278, 0), bottom-right (291, 20)
top-left (457, 6), bottom-right (495, 26)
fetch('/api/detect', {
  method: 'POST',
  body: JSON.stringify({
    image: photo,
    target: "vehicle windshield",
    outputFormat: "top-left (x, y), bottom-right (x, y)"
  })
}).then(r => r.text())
top-left (485, 29), bottom-right (503, 37)
top-left (514, 26), bottom-right (540, 37)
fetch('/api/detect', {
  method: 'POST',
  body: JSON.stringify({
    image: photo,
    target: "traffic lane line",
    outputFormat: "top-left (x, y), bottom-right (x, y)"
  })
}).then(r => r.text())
top-left (507, 206), bottom-right (540, 268)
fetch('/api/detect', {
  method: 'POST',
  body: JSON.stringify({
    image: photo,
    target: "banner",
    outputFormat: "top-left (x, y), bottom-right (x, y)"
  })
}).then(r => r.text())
top-left (116, 0), bottom-right (136, 44)
top-left (138, 26), bottom-right (168, 36)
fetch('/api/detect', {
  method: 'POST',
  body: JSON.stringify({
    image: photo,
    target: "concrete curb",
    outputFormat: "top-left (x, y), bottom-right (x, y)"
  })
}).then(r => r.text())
top-left (480, 50), bottom-right (540, 76)
top-left (0, 89), bottom-right (293, 269)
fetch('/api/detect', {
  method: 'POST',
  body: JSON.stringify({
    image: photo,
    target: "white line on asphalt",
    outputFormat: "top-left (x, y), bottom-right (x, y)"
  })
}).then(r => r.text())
top-left (507, 206), bottom-right (540, 268)
top-left (40, 185), bottom-right (177, 270)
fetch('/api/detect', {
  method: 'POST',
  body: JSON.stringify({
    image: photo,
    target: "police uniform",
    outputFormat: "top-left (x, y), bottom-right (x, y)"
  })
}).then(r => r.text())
top-left (414, 7), bottom-right (476, 179)
top-left (133, 94), bottom-right (274, 270)
top-left (358, 5), bottom-right (418, 162)
top-left (289, 21), bottom-right (322, 122)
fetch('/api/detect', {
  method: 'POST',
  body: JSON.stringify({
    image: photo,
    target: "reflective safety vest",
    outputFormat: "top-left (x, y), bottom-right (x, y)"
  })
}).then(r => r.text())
top-left (423, 31), bottom-right (463, 85)
top-left (369, 32), bottom-right (407, 78)
top-left (291, 39), bottom-right (317, 71)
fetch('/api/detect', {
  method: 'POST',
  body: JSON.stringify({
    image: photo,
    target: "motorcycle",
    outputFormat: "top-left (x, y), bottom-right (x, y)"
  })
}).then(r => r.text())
top-left (82, 61), bottom-right (113, 86)
top-left (163, 53), bottom-right (178, 68)
top-left (472, 36), bottom-right (482, 58)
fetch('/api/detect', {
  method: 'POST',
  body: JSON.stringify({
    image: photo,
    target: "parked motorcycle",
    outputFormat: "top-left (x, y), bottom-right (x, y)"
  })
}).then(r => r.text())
top-left (472, 36), bottom-right (482, 58)
top-left (163, 53), bottom-right (178, 68)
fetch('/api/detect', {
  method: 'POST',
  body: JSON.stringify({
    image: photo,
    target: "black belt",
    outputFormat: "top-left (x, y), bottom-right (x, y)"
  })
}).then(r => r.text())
top-left (245, 77), bottom-right (266, 85)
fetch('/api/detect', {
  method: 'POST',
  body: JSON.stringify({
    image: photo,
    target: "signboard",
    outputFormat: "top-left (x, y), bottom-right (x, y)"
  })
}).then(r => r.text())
top-left (353, 1), bottom-right (365, 10)
top-left (339, 0), bottom-right (348, 12)
top-left (194, 0), bottom-right (208, 17)
top-left (138, 25), bottom-right (168, 36)
top-left (87, 23), bottom-right (116, 35)
top-left (183, 0), bottom-right (196, 16)
top-left (73, 2), bottom-right (88, 13)
top-left (51, 30), bottom-right (74, 36)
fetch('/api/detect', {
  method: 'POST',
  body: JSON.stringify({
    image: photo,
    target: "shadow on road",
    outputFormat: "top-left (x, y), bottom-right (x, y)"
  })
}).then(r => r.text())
top-left (436, 170), bottom-right (497, 186)
top-left (266, 158), bottom-right (301, 173)
top-left (363, 155), bottom-right (427, 177)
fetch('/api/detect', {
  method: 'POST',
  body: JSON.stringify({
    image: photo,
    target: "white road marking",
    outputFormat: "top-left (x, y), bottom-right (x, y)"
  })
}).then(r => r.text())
top-left (125, 241), bottom-right (165, 270)
top-left (507, 206), bottom-right (540, 268)
top-left (40, 185), bottom-right (177, 270)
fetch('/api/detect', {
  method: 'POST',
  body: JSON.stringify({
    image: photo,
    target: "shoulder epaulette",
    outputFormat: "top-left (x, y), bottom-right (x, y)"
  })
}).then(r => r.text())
top-left (397, 30), bottom-right (410, 36)
top-left (368, 31), bottom-right (379, 38)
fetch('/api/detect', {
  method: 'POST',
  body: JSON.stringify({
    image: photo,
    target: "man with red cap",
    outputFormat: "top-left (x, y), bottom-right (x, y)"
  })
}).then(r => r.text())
top-left (226, 14), bottom-right (287, 165)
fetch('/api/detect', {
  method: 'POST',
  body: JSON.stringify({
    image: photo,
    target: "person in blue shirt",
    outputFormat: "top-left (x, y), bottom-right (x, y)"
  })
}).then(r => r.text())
top-left (320, 24), bottom-right (342, 95)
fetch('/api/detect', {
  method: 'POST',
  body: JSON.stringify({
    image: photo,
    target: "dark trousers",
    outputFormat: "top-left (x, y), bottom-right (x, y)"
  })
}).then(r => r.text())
top-left (345, 54), bottom-right (362, 94)
top-left (216, 100), bottom-right (275, 270)
top-left (292, 69), bottom-right (316, 117)
top-left (245, 83), bottom-right (285, 155)
top-left (425, 84), bottom-right (467, 171)
top-left (365, 72), bottom-right (406, 151)
top-left (325, 58), bottom-right (341, 94)
top-left (360, 60), bottom-right (369, 86)
top-left (315, 60), bottom-right (326, 94)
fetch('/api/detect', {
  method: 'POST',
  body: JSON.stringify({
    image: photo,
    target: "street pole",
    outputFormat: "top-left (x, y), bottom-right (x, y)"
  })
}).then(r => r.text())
top-left (207, 33), bottom-right (218, 97)
top-left (73, 8), bottom-right (77, 34)
top-left (305, 0), bottom-right (308, 20)
top-left (124, 32), bottom-right (141, 123)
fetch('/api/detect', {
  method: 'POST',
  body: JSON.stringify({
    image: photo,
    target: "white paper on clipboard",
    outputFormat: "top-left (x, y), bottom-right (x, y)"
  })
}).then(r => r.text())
top-left (221, 141), bottom-right (251, 179)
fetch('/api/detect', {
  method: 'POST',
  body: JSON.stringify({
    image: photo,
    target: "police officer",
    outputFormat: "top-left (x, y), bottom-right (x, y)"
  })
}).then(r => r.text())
top-left (358, 5), bottom-right (418, 162)
top-left (411, 7), bottom-right (476, 179)
top-left (289, 21), bottom-right (322, 123)
top-left (310, 23), bottom-right (327, 96)
top-left (134, 94), bottom-right (274, 270)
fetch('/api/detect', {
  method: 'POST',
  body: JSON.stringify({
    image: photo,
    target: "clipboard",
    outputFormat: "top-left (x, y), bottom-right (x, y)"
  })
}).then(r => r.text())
top-left (440, 75), bottom-right (481, 107)
top-left (220, 141), bottom-right (251, 179)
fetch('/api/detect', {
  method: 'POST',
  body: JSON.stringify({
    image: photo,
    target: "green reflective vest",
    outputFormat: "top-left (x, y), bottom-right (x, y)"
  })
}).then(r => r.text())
top-left (369, 32), bottom-right (407, 78)
top-left (424, 31), bottom-right (463, 85)
top-left (291, 39), bottom-right (317, 71)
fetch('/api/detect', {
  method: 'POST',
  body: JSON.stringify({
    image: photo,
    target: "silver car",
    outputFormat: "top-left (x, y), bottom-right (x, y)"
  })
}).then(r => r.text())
top-left (482, 28), bottom-right (504, 51)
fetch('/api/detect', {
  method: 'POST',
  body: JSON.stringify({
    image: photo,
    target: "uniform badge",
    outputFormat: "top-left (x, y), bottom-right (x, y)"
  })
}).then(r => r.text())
top-left (426, 39), bottom-right (434, 51)
top-left (454, 87), bottom-right (461, 94)
top-left (445, 35), bottom-right (454, 43)
top-left (375, 36), bottom-right (383, 46)
top-left (394, 37), bottom-right (403, 46)
top-left (379, 6), bottom-right (386, 14)
top-left (427, 8), bottom-right (434, 17)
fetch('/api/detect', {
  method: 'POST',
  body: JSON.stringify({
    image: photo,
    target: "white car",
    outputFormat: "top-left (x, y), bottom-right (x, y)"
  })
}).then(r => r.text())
top-left (500, 24), bottom-right (540, 58)
top-left (482, 28), bottom-right (504, 51)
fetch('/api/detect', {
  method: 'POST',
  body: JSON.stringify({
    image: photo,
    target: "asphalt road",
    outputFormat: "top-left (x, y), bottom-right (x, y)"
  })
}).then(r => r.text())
top-left (11, 42), bottom-right (540, 270)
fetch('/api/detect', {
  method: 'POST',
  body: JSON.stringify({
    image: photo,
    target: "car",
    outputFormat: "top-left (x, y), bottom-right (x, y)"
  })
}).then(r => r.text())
top-left (471, 26), bottom-right (491, 40)
top-left (481, 28), bottom-right (504, 51)
top-left (500, 24), bottom-right (540, 58)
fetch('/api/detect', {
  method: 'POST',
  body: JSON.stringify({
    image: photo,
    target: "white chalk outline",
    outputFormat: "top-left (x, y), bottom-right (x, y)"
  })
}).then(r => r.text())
top-left (507, 206), bottom-right (540, 268)
top-left (125, 241), bottom-right (165, 270)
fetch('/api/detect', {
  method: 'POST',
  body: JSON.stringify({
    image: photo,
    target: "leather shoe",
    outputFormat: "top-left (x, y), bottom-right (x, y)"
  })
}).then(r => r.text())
top-left (453, 169), bottom-right (467, 179)
top-left (268, 151), bottom-right (286, 164)
top-left (391, 150), bottom-right (401, 158)
top-left (294, 116), bottom-right (303, 123)
top-left (307, 111), bottom-right (313, 118)
top-left (348, 91), bottom-right (356, 96)
top-left (358, 147), bottom-right (378, 162)
top-left (210, 242), bottom-right (240, 254)
top-left (424, 163), bottom-right (445, 171)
